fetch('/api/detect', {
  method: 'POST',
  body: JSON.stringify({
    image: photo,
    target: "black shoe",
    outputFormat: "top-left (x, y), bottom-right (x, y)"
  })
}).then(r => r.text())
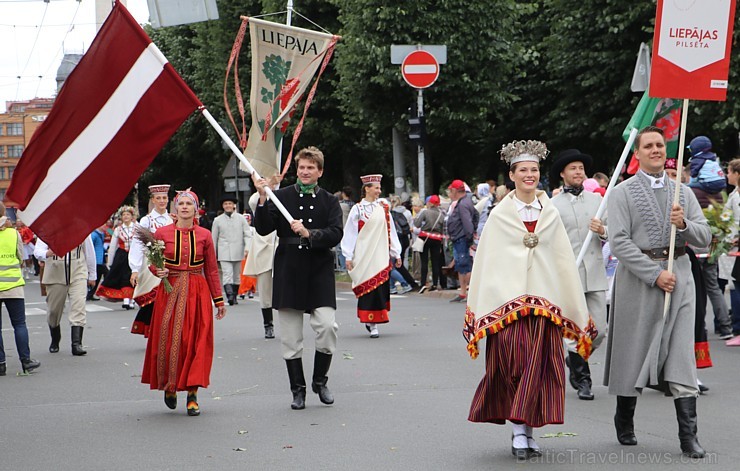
top-left (87, 296), bottom-right (100, 301)
top-left (187, 390), bottom-right (200, 416)
top-left (286, 359), bottom-right (306, 410)
top-left (698, 383), bottom-right (709, 394)
top-left (568, 352), bottom-right (594, 400)
top-left (674, 397), bottom-right (705, 458)
top-left (164, 391), bottom-right (177, 410)
top-left (21, 358), bottom-right (40, 374)
top-left (261, 309), bottom-right (274, 339)
top-left (71, 326), bottom-right (87, 356)
top-left (223, 284), bottom-right (235, 306)
top-left (428, 286), bottom-right (438, 292)
top-left (49, 325), bottom-right (61, 353)
top-left (231, 285), bottom-right (240, 305)
top-left (449, 295), bottom-right (466, 303)
top-left (0, 362), bottom-right (5, 376)
top-left (264, 325), bottom-right (275, 339)
top-left (512, 434), bottom-right (529, 459)
top-left (615, 396), bottom-right (638, 445)
top-left (311, 352), bottom-right (334, 405)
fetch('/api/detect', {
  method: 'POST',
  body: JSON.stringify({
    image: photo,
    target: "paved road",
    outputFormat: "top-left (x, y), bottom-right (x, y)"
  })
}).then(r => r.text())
top-left (1, 279), bottom-right (738, 470)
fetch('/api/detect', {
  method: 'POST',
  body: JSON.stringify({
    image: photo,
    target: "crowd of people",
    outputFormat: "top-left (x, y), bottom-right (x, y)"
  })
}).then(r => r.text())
top-left (2, 132), bottom-right (739, 461)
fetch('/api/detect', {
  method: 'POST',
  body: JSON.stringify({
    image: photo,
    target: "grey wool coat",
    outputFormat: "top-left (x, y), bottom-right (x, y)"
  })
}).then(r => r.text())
top-left (551, 191), bottom-right (608, 292)
top-left (603, 173), bottom-right (711, 396)
top-left (211, 212), bottom-right (251, 262)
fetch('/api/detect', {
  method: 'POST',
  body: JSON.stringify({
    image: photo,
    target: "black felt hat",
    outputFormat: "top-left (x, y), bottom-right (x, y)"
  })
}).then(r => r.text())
top-left (220, 193), bottom-right (238, 205)
top-left (549, 149), bottom-right (593, 187)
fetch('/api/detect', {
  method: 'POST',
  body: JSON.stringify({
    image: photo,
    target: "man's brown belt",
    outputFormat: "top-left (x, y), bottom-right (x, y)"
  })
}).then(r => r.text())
top-left (641, 246), bottom-right (686, 260)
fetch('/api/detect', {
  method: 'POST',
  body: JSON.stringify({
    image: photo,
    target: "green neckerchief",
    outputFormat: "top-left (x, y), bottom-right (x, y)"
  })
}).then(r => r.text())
top-left (297, 182), bottom-right (317, 194)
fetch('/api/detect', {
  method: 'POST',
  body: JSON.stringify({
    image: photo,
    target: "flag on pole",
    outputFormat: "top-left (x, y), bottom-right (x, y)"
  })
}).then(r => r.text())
top-left (622, 91), bottom-right (681, 174)
top-left (7, 3), bottom-right (202, 256)
top-left (225, 18), bottom-right (337, 179)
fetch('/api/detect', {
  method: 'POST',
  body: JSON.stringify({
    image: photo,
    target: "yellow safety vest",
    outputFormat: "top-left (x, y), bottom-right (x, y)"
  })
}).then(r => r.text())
top-left (0, 228), bottom-right (25, 291)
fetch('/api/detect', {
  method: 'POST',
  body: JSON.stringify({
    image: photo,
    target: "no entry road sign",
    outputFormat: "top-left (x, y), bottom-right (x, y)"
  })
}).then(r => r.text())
top-left (401, 50), bottom-right (439, 89)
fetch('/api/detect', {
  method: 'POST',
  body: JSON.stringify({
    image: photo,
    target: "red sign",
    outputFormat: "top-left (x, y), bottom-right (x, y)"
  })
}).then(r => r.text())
top-left (401, 50), bottom-right (439, 89)
top-left (650, 0), bottom-right (736, 101)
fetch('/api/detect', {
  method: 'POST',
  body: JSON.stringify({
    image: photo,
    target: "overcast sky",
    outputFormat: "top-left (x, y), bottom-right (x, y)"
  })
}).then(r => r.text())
top-left (0, 0), bottom-right (150, 113)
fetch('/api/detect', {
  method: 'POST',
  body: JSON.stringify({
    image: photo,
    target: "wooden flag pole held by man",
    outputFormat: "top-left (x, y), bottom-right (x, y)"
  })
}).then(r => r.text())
top-left (661, 99), bottom-right (690, 318)
top-left (575, 128), bottom-right (638, 267)
top-left (200, 109), bottom-right (294, 223)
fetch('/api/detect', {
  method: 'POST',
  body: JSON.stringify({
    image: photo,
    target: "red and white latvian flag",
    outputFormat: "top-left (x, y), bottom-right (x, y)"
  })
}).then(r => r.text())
top-left (7, 3), bottom-right (201, 255)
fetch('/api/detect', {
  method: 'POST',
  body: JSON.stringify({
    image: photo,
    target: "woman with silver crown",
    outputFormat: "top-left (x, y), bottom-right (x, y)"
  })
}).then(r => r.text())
top-left (341, 174), bottom-right (402, 339)
top-left (463, 141), bottom-right (597, 459)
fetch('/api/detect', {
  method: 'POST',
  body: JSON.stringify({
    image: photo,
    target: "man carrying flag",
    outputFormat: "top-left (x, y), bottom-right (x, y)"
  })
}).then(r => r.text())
top-left (604, 126), bottom-right (711, 458)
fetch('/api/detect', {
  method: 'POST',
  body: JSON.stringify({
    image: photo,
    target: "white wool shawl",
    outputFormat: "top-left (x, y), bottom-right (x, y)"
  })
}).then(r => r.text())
top-left (348, 202), bottom-right (391, 296)
top-left (464, 190), bottom-right (596, 359)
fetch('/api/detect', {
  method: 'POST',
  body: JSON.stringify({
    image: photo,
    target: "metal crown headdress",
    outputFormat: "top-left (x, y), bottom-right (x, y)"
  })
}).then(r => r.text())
top-left (500, 140), bottom-right (549, 166)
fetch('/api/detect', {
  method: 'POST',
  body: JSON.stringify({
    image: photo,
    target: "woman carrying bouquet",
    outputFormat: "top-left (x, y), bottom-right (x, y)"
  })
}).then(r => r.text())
top-left (96, 206), bottom-right (136, 308)
top-left (141, 189), bottom-right (226, 416)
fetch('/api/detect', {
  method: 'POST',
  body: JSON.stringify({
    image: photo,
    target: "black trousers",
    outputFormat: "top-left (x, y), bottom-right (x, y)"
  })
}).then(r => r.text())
top-left (419, 239), bottom-right (445, 288)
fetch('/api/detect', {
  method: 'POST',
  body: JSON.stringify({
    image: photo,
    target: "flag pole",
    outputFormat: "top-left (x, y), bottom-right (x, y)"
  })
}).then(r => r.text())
top-left (662, 98), bottom-right (690, 318)
top-left (575, 127), bottom-right (638, 266)
top-left (201, 108), bottom-right (295, 223)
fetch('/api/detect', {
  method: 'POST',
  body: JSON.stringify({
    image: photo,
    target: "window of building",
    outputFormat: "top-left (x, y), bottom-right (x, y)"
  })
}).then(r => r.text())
top-left (7, 145), bottom-right (23, 157)
top-left (6, 123), bottom-right (22, 136)
top-left (0, 167), bottom-right (6, 179)
top-left (0, 146), bottom-right (4, 158)
top-left (0, 124), bottom-right (4, 135)
top-left (8, 166), bottom-right (14, 179)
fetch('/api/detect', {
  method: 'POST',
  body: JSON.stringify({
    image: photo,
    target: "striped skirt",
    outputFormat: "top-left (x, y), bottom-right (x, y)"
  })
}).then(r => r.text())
top-left (468, 315), bottom-right (565, 427)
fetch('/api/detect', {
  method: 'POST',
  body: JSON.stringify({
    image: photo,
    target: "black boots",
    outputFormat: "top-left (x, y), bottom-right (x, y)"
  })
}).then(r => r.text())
top-left (262, 308), bottom-right (275, 339)
top-left (567, 351), bottom-right (594, 400)
top-left (21, 358), bottom-right (40, 373)
top-left (0, 362), bottom-right (5, 376)
top-left (71, 326), bottom-right (87, 356)
top-left (231, 284), bottom-right (240, 305)
top-left (311, 352), bottom-right (334, 405)
top-left (674, 397), bottom-right (705, 458)
top-left (224, 285), bottom-right (235, 306)
top-left (286, 359), bottom-right (306, 410)
top-left (49, 325), bottom-right (61, 353)
top-left (615, 396), bottom-right (638, 445)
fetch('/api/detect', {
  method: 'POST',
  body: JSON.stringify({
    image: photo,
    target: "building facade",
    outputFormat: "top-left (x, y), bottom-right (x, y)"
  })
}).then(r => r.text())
top-left (0, 97), bottom-right (53, 203)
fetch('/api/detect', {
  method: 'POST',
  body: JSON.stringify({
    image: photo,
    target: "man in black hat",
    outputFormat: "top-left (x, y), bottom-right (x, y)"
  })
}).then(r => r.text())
top-left (550, 149), bottom-right (608, 400)
top-left (212, 194), bottom-right (251, 306)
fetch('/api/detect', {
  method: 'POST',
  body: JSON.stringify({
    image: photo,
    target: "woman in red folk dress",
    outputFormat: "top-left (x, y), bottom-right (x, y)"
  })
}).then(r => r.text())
top-left (464, 141), bottom-right (597, 459)
top-left (141, 189), bottom-right (226, 416)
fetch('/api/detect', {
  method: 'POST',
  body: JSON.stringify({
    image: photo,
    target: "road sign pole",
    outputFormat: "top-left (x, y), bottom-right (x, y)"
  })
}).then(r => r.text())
top-left (417, 89), bottom-right (425, 199)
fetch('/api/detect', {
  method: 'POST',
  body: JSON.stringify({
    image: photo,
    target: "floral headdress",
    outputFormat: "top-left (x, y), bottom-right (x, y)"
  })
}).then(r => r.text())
top-left (500, 140), bottom-right (549, 167)
top-left (118, 205), bottom-right (137, 219)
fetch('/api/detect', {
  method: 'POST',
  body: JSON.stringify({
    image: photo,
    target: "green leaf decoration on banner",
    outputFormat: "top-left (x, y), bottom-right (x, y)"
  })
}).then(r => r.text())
top-left (260, 87), bottom-right (273, 104)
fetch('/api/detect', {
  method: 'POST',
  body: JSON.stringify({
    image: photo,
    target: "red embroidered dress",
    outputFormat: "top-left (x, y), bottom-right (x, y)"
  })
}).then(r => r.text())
top-left (96, 223), bottom-right (135, 300)
top-left (141, 225), bottom-right (224, 392)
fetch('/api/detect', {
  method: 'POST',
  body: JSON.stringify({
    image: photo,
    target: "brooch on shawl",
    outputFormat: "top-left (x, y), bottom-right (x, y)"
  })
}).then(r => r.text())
top-left (523, 232), bottom-right (539, 248)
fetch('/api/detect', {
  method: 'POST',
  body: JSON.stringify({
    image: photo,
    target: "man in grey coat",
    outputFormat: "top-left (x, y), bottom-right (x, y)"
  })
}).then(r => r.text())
top-left (604, 126), bottom-right (711, 458)
top-left (212, 195), bottom-right (251, 305)
top-left (550, 149), bottom-right (608, 401)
